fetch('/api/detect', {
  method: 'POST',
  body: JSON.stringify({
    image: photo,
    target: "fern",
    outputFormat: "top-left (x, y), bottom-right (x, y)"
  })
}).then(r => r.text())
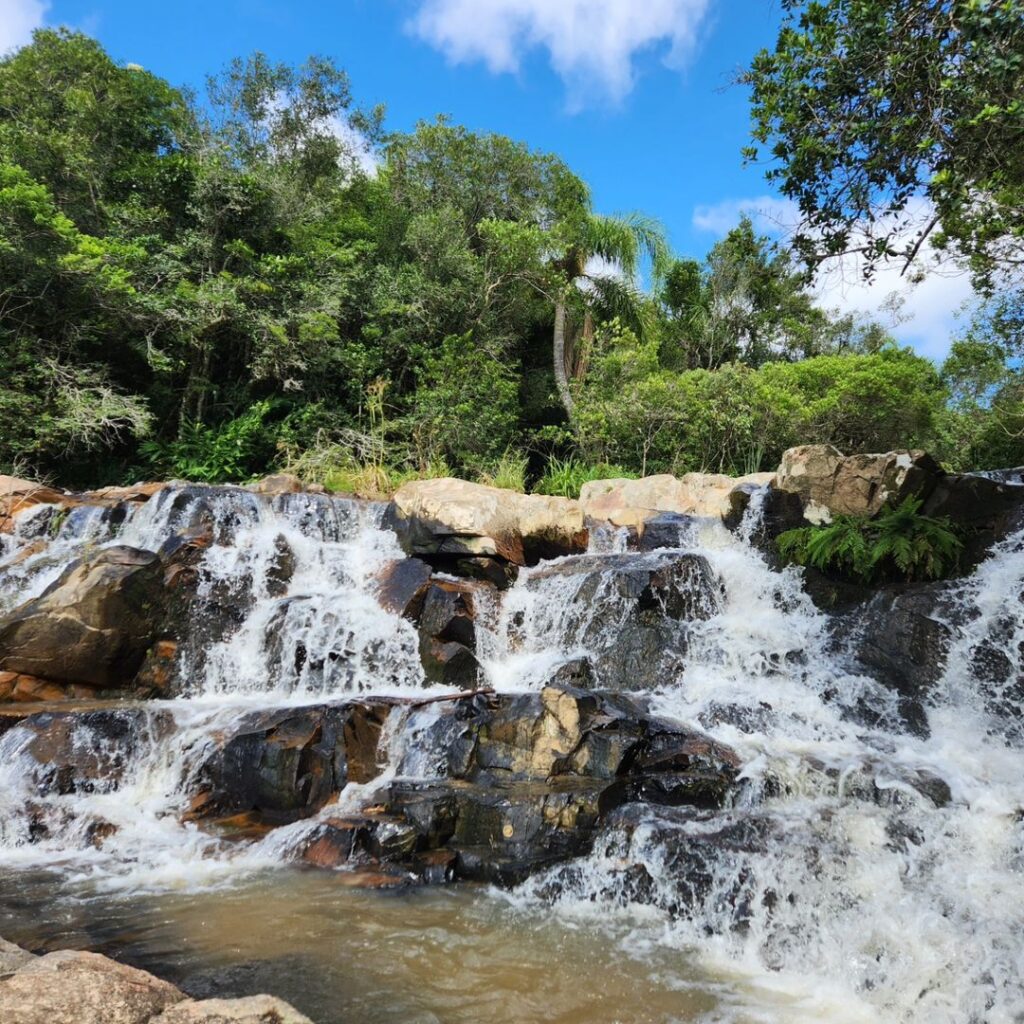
top-left (777, 496), bottom-right (962, 584)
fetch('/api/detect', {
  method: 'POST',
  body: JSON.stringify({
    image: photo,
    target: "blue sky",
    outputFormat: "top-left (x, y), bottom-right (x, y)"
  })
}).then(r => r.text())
top-left (2, 0), bottom-right (975, 357)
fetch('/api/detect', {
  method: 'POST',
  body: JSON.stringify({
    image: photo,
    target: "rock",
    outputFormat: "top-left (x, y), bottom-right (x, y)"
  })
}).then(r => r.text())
top-left (579, 472), bottom-right (774, 529)
top-left (0, 938), bottom-right (35, 976)
top-left (636, 512), bottom-right (698, 552)
top-left (853, 583), bottom-right (956, 710)
top-left (196, 700), bottom-right (393, 824)
top-left (0, 671), bottom-right (97, 703)
top-left (151, 995), bottom-right (314, 1024)
top-left (415, 579), bottom-right (488, 688)
top-left (0, 948), bottom-right (184, 1024)
top-left (0, 546), bottom-right (165, 689)
top-left (773, 445), bottom-right (943, 519)
top-left (922, 473), bottom-right (1024, 568)
top-left (0, 943), bottom-right (312, 1024)
top-left (78, 483), bottom-right (165, 506)
top-left (0, 477), bottom-right (70, 534)
top-left (249, 474), bottom-right (303, 497)
top-left (522, 551), bottom-right (722, 689)
top-left (373, 558), bottom-right (433, 618)
top-left (387, 478), bottom-right (586, 567)
top-left (12, 706), bottom-right (173, 795)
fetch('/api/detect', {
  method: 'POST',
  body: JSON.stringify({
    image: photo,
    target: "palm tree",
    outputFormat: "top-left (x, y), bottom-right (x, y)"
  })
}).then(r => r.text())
top-left (550, 212), bottom-right (669, 415)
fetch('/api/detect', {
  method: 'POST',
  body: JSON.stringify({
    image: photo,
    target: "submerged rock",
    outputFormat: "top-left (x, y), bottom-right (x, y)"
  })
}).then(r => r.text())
top-left (520, 551), bottom-right (722, 689)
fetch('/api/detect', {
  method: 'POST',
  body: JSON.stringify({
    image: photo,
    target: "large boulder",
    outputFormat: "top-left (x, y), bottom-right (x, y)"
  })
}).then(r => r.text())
top-left (0, 948), bottom-right (184, 1024)
top-left (0, 942), bottom-right (313, 1024)
top-left (773, 445), bottom-right (942, 520)
top-left (579, 472), bottom-right (774, 531)
top-left (387, 478), bottom-right (586, 567)
top-left (0, 546), bottom-right (166, 688)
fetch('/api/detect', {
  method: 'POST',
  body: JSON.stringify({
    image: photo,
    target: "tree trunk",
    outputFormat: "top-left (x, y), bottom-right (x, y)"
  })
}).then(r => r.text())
top-left (553, 296), bottom-right (574, 416)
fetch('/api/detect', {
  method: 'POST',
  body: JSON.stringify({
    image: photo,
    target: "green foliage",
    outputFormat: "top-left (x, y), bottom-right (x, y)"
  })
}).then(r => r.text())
top-left (477, 448), bottom-right (529, 492)
top-left (141, 401), bottom-right (277, 482)
top-left (533, 456), bottom-right (635, 499)
top-left (743, 0), bottom-right (1024, 291)
top-left (777, 498), bottom-right (963, 584)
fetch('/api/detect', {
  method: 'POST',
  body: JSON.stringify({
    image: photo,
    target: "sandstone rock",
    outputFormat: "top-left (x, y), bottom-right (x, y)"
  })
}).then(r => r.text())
top-left (0, 938), bottom-right (34, 976)
top-left (773, 445), bottom-right (942, 519)
top-left (0, 546), bottom-right (165, 688)
top-left (579, 472), bottom-right (774, 530)
top-left (151, 995), bottom-right (314, 1024)
top-left (388, 478), bottom-right (586, 567)
top-left (249, 474), bottom-right (303, 496)
top-left (0, 948), bottom-right (184, 1024)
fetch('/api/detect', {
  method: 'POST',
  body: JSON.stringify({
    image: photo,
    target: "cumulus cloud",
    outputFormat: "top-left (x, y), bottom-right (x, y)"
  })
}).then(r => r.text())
top-left (0, 0), bottom-right (47, 53)
top-left (408, 0), bottom-right (713, 108)
top-left (692, 195), bottom-right (975, 359)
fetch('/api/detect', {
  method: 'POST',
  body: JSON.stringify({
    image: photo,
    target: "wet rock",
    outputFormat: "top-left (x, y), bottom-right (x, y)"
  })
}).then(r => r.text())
top-left (373, 558), bottom-right (433, 618)
top-left (636, 512), bottom-right (698, 552)
top-left (853, 583), bottom-right (956, 707)
top-left (197, 700), bottom-right (394, 823)
top-left (415, 580), bottom-right (487, 688)
top-left (387, 478), bottom-right (586, 566)
top-left (0, 546), bottom-right (165, 688)
top-left (579, 472), bottom-right (774, 529)
top-left (0, 948), bottom-right (185, 1024)
top-left (582, 804), bottom-right (779, 923)
top-left (524, 551), bottom-right (722, 689)
top-left (0, 477), bottom-right (72, 534)
top-left (773, 445), bottom-right (942, 520)
top-left (12, 707), bottom-right (173, 795)
top-left (544, 657), bottom-right (596, 690)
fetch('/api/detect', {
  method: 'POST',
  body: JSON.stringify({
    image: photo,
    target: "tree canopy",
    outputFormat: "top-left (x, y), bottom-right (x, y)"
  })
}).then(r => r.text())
top-left (0, 28), bottom-right (1021, 491)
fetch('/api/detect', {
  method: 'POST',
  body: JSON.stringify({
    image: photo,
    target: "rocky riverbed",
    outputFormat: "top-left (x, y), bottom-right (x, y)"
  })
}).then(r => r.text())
top-left (1, 446), bottom-right (1023, 1023)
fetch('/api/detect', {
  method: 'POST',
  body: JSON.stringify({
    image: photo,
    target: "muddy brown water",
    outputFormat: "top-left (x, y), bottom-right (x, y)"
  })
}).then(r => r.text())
top-left (0, 868), bottom-right (727, 1024)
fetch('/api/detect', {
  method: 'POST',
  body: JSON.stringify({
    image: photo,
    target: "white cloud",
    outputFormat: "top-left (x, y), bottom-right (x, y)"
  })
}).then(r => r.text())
top-left (692, 195), bottom-right (975, 359)
top-left (408, 0), bottom-right (712, 108)
top-left (0, 0), bottom-right (47, 53)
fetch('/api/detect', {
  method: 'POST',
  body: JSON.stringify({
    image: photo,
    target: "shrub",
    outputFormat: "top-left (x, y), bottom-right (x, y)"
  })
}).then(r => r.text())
top-left (777, 497), bottom-right (962, 584)
top-left (533, 456), bottom-right (635, 499)
top-left (141, 400), bottom-right (277, 482)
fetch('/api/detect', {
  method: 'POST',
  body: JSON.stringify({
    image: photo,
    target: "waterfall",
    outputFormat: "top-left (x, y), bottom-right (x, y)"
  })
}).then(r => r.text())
top-left (0, 483), bottom-right (1022, 1023)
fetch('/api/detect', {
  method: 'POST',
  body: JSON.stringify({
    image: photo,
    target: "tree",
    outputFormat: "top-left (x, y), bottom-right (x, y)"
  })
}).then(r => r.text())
top-left (549, 209), bottom-right (669, 414)
top-left (743, 0), bottom-right (1024, 291)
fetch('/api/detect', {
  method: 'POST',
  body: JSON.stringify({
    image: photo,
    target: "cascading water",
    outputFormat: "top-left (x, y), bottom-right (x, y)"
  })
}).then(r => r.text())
top-left (0, 483), bottom-right (1022, 1023)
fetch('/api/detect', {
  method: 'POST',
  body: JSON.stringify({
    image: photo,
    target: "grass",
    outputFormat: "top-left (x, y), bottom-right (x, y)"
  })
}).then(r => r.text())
top-left (533, 456), bottom-right (636, 499)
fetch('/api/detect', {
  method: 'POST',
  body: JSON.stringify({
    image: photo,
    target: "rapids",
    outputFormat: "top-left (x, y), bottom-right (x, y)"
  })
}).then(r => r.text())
top-left (0, 483), bottom-right (1022, 1024)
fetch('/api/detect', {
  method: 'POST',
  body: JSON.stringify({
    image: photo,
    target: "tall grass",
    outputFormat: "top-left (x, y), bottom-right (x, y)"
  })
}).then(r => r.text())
top-left (533, 456), bottom-right (635, 499)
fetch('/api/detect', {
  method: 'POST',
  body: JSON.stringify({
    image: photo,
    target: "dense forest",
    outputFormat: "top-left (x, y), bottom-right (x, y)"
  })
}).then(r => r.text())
top-left (2, 10), bottom-right (1022, 494)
